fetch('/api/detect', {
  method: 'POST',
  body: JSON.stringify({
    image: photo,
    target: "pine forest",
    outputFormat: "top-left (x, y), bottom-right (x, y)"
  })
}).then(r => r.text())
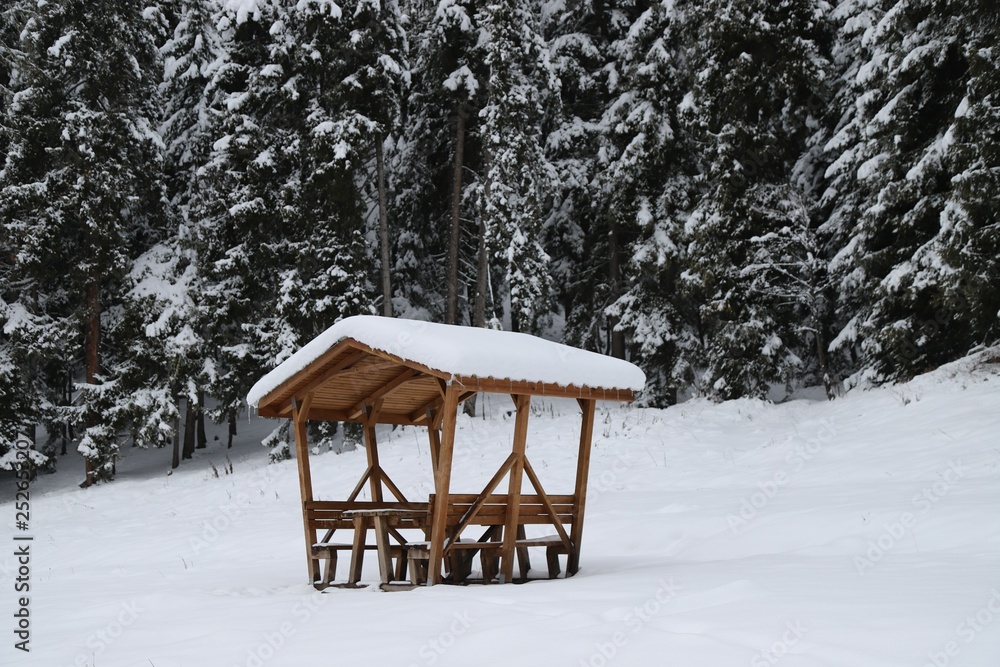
top-left (1, 0), bottom-right (997, 484)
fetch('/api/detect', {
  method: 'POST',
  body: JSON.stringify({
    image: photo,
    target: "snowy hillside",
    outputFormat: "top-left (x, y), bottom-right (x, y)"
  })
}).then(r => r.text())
top-left (2, 351), bottom-right (999, 667)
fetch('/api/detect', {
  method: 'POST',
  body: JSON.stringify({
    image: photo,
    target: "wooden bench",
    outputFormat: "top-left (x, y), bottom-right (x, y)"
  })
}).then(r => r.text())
top-left (457, 533), bottom-right (566, 581)
top-left (304, 501), bottom-right (430, 586)
top-left (430, 494), bottom-right (575, 582)
top-left (311, 541), bottom-right (415, 586)
top-left (431, 493), bottom-right (576, 529)
top-left (305, 496), bottom-right (575, 585)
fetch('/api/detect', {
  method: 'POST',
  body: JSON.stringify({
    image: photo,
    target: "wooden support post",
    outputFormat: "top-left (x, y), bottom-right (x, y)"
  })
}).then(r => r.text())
top-left (427, 385), bottom-right (460, 585)
top-left (499, 394), bottom-right (530, 583)
top-left (347, 403), bottom-right (383, 584)
top-left (568, 398), bottom-right (596, 576)
top-left (292, 395), bottom-right (319, 584)
top-left (426, 408), bottom-right (441, 472)
top-left (361, 403), bottom-right (384, 502)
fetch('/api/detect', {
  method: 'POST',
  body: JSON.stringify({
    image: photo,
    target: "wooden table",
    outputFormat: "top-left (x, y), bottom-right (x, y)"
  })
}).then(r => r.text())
top-left (342, 508), bottom-right (429, 585)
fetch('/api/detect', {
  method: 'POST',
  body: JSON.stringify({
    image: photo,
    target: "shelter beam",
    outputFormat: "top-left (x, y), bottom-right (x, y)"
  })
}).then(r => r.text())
top-left (499, 394), bottom-right (530, 583)
top-left (292, 394), bottom-right (318, 584)
top-left (361, 402), bottom-right (384, 502)
top-left (568, 398), bottom-right (596, 575)
top-left (427, 385), bottom-right (460, 584)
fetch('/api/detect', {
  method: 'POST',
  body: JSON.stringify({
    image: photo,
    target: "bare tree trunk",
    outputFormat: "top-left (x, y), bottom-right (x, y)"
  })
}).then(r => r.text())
top-left (466, 166), bottom-right (491, 418)
top-left (182, 397), bottom-right (196, 460)
top-left (227, 412), bottom-right (237, 449)
top-left (375, 137), bottom-right (393, 317)
top-left (81, 281), bottom-right (100, 487)
top-left (474, 143), bottom-right (492, 331)
top-left (608, 225), bottom-right (625, 359)
top-left (195, 400), bottom-right (208, 449)
top-left (446, 103), bottom-right (467, 325)
top-left (61, 370), bottom-right (72, 455)
top-left (171, 410), bottom-right (180, 469)
top-left (196, 389), bottom-right (207, 449)
top-left (473, 218), bottom-right (488, 330)
top-left (85, 284), bottom-right (100, 383)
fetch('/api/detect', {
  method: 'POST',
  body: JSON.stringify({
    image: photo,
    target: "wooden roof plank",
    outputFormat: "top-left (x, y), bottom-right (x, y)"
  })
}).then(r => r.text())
top-left (344, 368), bottom-right (421, 421)
top-left (256, 343), bottom-right (367, 414)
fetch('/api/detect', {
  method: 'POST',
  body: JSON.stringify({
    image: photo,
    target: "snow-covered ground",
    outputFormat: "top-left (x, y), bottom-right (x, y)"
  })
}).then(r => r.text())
top-left (2, 352), bottom-right (999, 667)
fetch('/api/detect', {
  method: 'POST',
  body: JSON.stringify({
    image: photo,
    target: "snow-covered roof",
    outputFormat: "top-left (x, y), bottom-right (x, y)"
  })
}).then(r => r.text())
top-left (247, 316), bottom-right (645, 410)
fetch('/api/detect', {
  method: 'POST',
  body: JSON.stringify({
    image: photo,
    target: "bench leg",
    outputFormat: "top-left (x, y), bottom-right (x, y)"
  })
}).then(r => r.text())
top-left (516, 525), bottom-right (531, 582)
top-left (408, 555), bottom-right (420, 585)
top-left (545, 547), bottom-right (562, 579)
top-left (323, 552), bottom-right (338, 585)
top-left (408, 552), bottom-right (429, 586)
top-left (481, 550), bottom-right (499, 583)
top-left (394, 548), bottom-right (408, 582)
top-left (443, 546), bottom-right (471, 584)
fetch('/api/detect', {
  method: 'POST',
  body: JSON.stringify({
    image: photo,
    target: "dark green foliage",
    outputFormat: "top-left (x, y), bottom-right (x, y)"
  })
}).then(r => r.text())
top-left (1, 0), bottom-right (997, 479)
top-left (394, 0), bottom-right (483, 322)
top-left (0, 0), bottom-right (165, 480)
top-left (478, 0), bottom-right (553, 334)
top-left (825, 0), bottom-right (1000, 382)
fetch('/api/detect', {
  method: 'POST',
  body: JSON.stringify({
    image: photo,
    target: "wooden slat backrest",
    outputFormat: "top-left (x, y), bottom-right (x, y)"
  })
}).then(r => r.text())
top-left (305, 500), bottom-right (429, 512)
top-left (305, 500), bottom-right (431, 531)
top-left (305, 496), bottom-right (575, 532)
top-left (438, 493), bottom-right (575, 505)
top-left (429, 494), bottom-right (576, 527)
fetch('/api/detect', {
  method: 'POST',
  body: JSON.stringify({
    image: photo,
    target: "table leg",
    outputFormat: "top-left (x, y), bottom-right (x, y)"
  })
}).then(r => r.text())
top-left (349, 516), bottom-right (367, 585)
top-left (374, 515), bottom-right (393, 585)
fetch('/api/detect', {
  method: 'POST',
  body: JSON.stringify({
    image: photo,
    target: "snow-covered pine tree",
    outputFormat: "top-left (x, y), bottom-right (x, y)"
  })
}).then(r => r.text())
top-left (328, 0), bottom-right (406, 318)
top-left (118, 237), bottom-right (208, 458)
top-left (934, 3), bottom-right (1000, 352)
top-left (0, 4), bottom-right (26, 457)
top-left (199, 0), bottom-right (376, 458)
top-left (276, 0), bottom-right (386, 334)
top-left (543, 0), bottom-right (632, 355)
top-left (594, 2), bottom-right (696, 405)
top-left (198, 0), bottom-right (305, 452)
top-left (394, 0), bottom-right (484, 323)
top-left (0, 2), bottom-right (14, 166)
top-left (160, 0), bottom-right (227, 227)
top-left (0, 0), bottom-right (165, 484)
top-left (478, 0), bottom-right (554, 334)
top-left (825, 0), bottom-right (1000, 381)
top-left (95, 0), bottom-right (229, 465)
top-left (674, 0), bottom-right (831, 399)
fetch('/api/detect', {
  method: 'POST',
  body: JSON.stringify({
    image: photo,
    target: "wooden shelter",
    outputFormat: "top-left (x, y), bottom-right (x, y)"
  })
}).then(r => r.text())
top-left (248, 316), bottom-right (644, 588)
